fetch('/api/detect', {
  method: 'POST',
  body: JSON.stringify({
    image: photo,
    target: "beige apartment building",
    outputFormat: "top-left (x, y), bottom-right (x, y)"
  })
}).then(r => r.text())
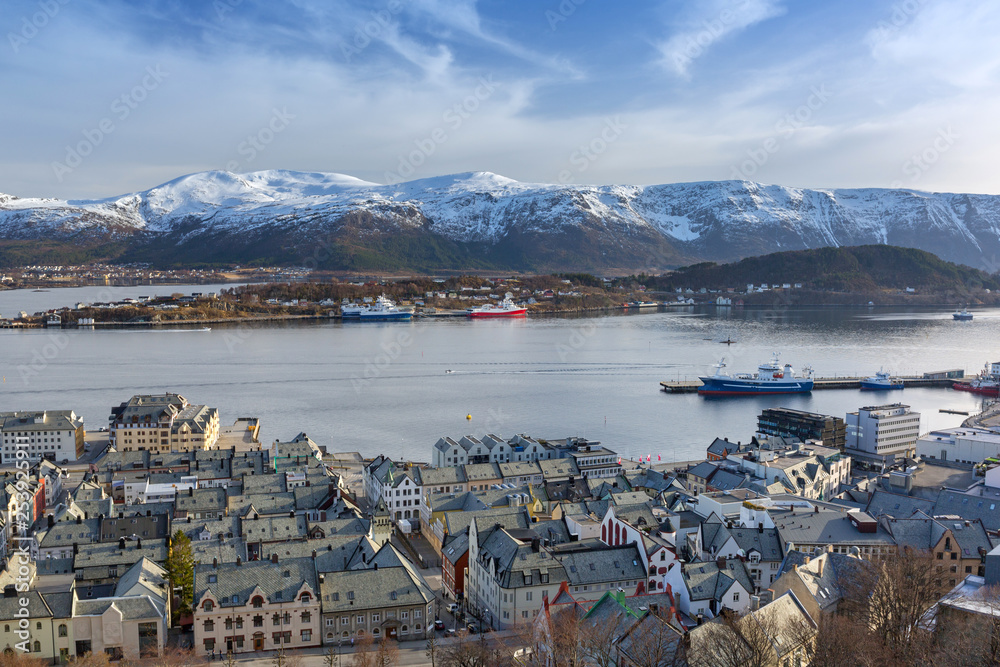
top-left (193, 556), bottom-right (321, 655)
top-left (109, 394), bottom-right (219, 453)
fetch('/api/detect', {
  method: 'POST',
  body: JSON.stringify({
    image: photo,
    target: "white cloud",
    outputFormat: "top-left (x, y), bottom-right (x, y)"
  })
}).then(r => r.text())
top-left (656, 0), bottom-right (786, 78)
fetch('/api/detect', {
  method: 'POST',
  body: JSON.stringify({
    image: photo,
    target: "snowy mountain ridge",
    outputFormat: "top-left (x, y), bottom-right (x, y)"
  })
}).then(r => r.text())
top-left (2, 170), bottom-right (1000, 271)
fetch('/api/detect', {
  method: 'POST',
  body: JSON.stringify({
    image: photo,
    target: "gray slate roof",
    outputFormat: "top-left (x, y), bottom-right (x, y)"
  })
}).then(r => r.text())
top-left (194, 556), bottom-right (318, 608)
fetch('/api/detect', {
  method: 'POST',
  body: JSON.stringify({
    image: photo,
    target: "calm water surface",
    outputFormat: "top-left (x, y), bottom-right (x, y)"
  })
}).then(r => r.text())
top-left (1, 287), bottom-right (996, 462)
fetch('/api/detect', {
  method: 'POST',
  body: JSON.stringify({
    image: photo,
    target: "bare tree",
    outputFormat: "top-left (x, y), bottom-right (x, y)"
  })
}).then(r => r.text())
top-left (374, 638), bottom-right (398, 667)
top-left (837, 547), bottom-right (946, 664)
top-left (426, 630), bottom-right (439, 667)
top-left (351, 633), bottom-right (376, 667)
top-left (438, 630), bottom-right (493, 667)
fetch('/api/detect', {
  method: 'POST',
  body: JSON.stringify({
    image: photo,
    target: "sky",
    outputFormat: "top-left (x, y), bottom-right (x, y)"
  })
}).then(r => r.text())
top-left (3, 0), bottom-right (1000, 199)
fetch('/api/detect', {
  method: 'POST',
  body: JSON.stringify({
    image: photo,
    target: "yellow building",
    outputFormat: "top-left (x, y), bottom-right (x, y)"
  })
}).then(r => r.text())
top-left (109, 394), bottom-right (219, 453)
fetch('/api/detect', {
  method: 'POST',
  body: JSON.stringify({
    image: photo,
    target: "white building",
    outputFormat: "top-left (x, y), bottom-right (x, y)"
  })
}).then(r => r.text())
top-left (917, 428), bottom-right (1000, 465)
top-left (362, 456), bottom-right (422, 523)
top-left (0, 410), bottom-right (85, 464)
top-left (846, 403), bottom-right (921, 464)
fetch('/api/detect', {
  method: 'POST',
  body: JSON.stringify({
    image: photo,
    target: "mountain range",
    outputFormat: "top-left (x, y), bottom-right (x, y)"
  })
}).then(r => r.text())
top-left (3, 170), bottom-right (1000, 273)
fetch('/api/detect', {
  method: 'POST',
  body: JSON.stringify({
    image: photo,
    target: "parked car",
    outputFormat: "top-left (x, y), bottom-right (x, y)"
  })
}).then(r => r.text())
top-left (466, 623), bottom-right (480, 634)
top-left (446, 603), bottom-right (460, 614)
top-left (434, 619), bottom-right (445, 631)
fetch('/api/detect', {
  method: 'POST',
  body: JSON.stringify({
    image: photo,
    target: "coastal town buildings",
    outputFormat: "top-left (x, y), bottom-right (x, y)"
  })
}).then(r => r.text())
top-left (109, 394), bottom-right (220, 454)
top-left (757, 407), bottom-right (846, 450)
top-left (194, 556), bottom-right (321, 654)
top-left (917, 427), bottom-right (1000, 464)
top-left (845, 403), bottom-right (921, 465)
top-left (0, 410), bottom-right (85, 464)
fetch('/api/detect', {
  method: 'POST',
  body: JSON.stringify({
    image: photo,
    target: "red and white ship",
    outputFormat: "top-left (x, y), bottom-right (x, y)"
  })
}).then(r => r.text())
top-left (953, 362), bottom-right (1000, 397)
top-left (467, 296), bottom-right (527, 318)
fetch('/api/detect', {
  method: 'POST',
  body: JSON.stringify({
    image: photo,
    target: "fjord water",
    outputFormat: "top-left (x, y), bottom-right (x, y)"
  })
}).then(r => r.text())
top-left (0, 287), bottom-right (995, 462)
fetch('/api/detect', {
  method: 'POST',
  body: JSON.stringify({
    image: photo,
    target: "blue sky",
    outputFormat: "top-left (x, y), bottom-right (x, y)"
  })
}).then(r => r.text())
top-left (3, 0), bottom-right (999, 198)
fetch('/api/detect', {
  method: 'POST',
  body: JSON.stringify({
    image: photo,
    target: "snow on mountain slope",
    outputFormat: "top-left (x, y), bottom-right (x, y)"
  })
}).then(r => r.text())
top-left (3, 170), bottom-right (1000, 270)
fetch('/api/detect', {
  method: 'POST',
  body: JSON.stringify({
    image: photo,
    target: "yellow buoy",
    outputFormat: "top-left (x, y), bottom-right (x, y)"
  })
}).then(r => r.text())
top-left (466, 414), bottom-right (472, 420)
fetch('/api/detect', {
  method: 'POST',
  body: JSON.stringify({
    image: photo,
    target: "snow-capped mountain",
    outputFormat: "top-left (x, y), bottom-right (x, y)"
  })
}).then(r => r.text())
top-left (3, 170), bottom-right (1000, 272)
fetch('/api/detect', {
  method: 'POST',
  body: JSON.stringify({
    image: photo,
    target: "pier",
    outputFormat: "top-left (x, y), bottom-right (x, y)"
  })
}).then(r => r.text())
top-left (660, 375), bottom-right (964, 394)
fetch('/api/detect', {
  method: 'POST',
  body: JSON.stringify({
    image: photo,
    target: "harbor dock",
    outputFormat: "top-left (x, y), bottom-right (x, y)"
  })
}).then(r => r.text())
top-left (660, 374), bottom-right (965, 394)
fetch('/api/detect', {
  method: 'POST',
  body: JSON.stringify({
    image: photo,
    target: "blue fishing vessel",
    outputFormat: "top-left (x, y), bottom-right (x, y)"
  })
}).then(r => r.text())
top-left (358, 295), bottom-right (412, 321)
top-left (697, 356), bottom-right (814, 395)
top-left (861, 369), bottom-right (903, 390)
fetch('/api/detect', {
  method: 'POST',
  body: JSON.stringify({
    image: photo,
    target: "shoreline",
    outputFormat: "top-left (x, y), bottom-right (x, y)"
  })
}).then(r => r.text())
top-left (5, 300), bottom-right (991, 330)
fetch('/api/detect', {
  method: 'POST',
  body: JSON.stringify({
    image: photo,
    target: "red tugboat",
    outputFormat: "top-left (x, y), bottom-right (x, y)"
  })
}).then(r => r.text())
top-left (953, 362), bottom-right (1000, 397)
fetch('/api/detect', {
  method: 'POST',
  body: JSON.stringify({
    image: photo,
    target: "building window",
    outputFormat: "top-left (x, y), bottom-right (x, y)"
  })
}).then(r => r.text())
top-left (301, 611), bottom-right (311, 623)
top-left (58, 624), bottom-right (68, 637)
top-left (252, 596), bottom-right (264, 608)
top-left (204, 639), bottom-right (215, 652)
top-left (273, 614), bottom-right (281, 626)
top-left (204, 620), bottom-right (214, 632)
top-left (254, 615), bottom-right (263, 628)
top-left (301, 630), bottom-right (311, 642)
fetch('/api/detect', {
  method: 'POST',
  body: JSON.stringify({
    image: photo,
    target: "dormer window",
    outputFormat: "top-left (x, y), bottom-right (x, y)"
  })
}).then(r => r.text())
top-left (203, 600), bottom-right (214, 612)
top-left (252, 596), bottom-right (264, 608)
top-left (300, 593), bottom-right (311, 603)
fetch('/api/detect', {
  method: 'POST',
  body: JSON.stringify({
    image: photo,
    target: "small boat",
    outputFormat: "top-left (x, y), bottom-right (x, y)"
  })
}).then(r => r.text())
top-left (861, 369), bottom-right (903, 390)
top-left (697, 355), bottom-right (814, 395)
top-left (445, 370), bottom-right (454, 374)
top-left (720, 338), bottom-right (737, 345)
top-left (953, 309), bottom-right (974, 321)
top-left (467, 296), bottom-right (527, 318)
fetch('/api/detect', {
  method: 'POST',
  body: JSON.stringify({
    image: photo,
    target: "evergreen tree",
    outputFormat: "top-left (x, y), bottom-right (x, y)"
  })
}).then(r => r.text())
top-left (164, 529), bottom-right (195, 623)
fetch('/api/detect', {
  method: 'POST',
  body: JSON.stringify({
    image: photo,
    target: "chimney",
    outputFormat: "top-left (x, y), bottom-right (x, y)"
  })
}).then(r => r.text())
top-left (213, 558), bottom-right (218, 568)
top-left (750, 595), bottom-right (760, 611)
top-left (118, 537), bottom-right (126, 550)
top-left (757, 522), bottom-right (763, 534)
top-left (816, 557), bottom-right (825, 578)
top-left (236, 556), bottom-right (242, 566)
top-left (136, 537), bottom-right (142, 549)
top-left (271, 553), bottom-right (278, 564)
top-left (189, 488), bottom-right (194, 497)
top-left (312, 550), bottom-right (317, 559)
top-left (531, 538), bottom-right (541, 552)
